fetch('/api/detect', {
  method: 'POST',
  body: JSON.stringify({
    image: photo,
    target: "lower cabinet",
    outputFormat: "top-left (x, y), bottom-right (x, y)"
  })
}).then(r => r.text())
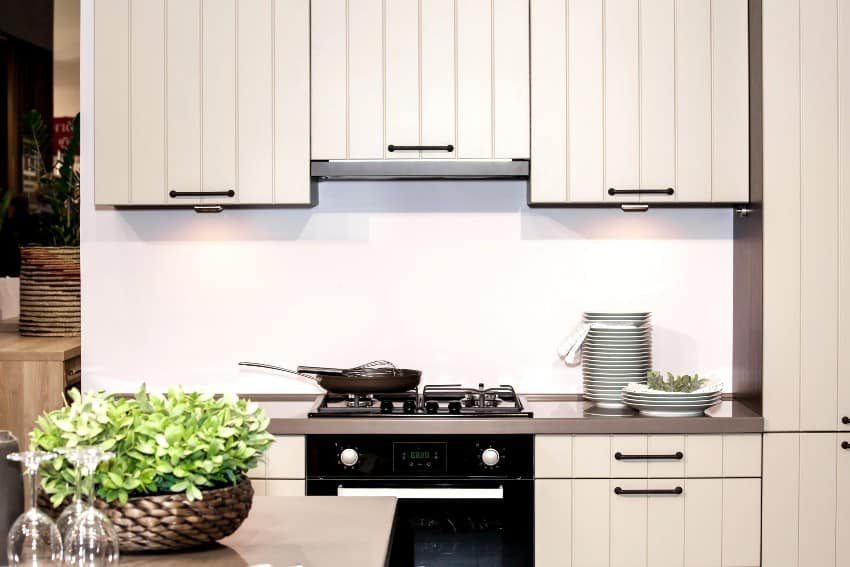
top-left (248, 435), bottom-right (306, 496)
top-left (536, 478), bottom-right (760, 567)
top-left (250, 479), bottom-right (305, 497)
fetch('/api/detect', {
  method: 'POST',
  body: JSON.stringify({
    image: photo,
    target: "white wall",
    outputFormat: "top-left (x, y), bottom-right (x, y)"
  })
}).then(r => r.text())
top-left (79, 0), bottom-right (733, 396)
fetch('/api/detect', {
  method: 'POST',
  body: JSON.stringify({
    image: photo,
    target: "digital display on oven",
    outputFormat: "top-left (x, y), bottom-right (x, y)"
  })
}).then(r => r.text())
top-left (394, 442), bottom-right (447, 473)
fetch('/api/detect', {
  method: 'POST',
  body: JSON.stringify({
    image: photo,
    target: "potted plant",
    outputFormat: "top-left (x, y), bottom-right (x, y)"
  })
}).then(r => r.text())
top-left (18, 110), bottom-right (80, 336)
top-left (30, 386), bottom-right (274, 551)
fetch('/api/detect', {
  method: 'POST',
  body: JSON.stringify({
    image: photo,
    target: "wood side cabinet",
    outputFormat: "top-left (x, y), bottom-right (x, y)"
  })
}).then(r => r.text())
top-left (529, 0), bottom-right (749, 204)
top-left (93, 0), bottom-right (313, 206)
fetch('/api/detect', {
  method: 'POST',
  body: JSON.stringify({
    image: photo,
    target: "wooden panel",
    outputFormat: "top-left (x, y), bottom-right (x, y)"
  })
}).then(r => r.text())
top-left (721, 478), bottom-right (761, 567)
top-left (798, 433), bottom-right (837, 567)
top-left (567, 0), bottom-right (604, 201)
top-left (712, 0), bottom-right (750, 202)
top-left (800, 0), bottom-right (839, 430)
top-left (673, 0), bottom-right (711, 202)
top-left (722, 434), bottom-right (762, 477)
top-left (348, 0), bottom-right (385, 159)
top-left (266, 436), bottom-right (306, 479)
top-left (761, 433), bottom-right (800, 567)
top-left (683, 435), bottom-right (723, 477)
top-left (572, 435), bottom-right (610, 477)
top-left (456, 0), bottom-right (493, 158)
top-left (237, 0), bottom-right (273, 204)
top-left (647, 435), bottom-right (684, 477)
top-left (639, 0), bottom-right (675, 202)
top-left (647, 479), bottom-right (684, 567)
top-left (683, 479), bottom-right (722, 567)
top-left (265, 479), bottom-right (306, 496)
top-left (839, 0), bottom-right (850, 430)
top-left (604, 0), bottom-right (640, 202)
top-left (762, 0), bottom-right (801, 431)
top-left (838, 437), bottom-right (850, 567)
top-left (571, 479), bottom-right (609, 567)
top-left (94, 0), bottom-right (130, 205)
top-left (535, 480), bottom-right (572, 567)
top-left (310, 0), bottom-right (347, 159)
top-left (201, 0), bottom-right (237, 200)
top-left (166, 0), bottom-right (202, 203)
top-left (493, 0), bottom-right (529, 158)
top-left (529, 0), bottom-right (567, 202)
top-left (384, 0), bottom-right (419, 158)
top-left (129, 0), bottom-right (166, 204)
top-left (535, 435), bottom-right (572, 478)
top-left (420, 0), bottom-right (456, 158)
top-left (611, 479), bottom-right (647, 567)
top-left (0, 360), bottom-right (66, 451)
top-left (610, 435), bottom-right (647, 477)
top-left (274, 0), bottom-right (312, 203)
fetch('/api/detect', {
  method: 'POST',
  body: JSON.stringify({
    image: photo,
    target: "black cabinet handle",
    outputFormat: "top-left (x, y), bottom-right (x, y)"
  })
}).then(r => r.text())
top-left (614, 486), bottom-right (683, 496)
top-left (842, 416), bottom-right (850, 425)
top-left (608, 187), bottom-right (675, 196)
top-left (388, 144), bottom-right (454, 152)
top-left (614, 451), bottom-right (683, 461)
top-left (842, 441), bottom-right (850, 450)
top-left (169, 190), bottom-right (235, 198)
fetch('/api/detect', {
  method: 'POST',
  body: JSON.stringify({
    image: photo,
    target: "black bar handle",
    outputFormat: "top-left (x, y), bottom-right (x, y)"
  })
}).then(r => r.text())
top-left (388, 144), bottom-right (454, 152)
top-left (169, 190), bottom-right (235, 198)
top-left (842, 416), bottom-right (850, 425)
top-left (614, 486), bottom-right (683, 496)
top-left (608, 187), bottom-right (675, 196)
top-left (614, 451), bottom-right (683, 461)
top-left (842, 441), bottom-right (850, 450)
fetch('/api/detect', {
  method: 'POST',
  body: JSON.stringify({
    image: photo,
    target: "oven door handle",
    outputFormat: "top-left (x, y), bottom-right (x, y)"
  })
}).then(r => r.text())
top-left (337, 486), bottom-right (504, 500)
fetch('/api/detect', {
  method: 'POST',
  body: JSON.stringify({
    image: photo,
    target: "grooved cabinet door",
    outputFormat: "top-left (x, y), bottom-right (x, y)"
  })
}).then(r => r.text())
top-left (610, 479), bottom-right (647, 567)
top-left (385, 0), bottom-right (420, 158)
top-left (839, 0), bottom-right (850, 431)
top-left (683, 479), bottom-right (722, 567)
top-left (310, 0), bottom-right (347, 159)
top-left (456, 0), bottom-right (493, 158)
top-left (534, 480), bottom-right (572, 567)
top-left (721, 478), bottom-right (761, 567)
top-left (647, 479), bottom-right (685, 567)
top-left (798, 434), bottom-right (837, 567)
top-left (838, 437), bottom-right (850, 567)
top-left (266, 436), bottom-right (306, 479)
top-left (762, 434), bottom-right (800, 567)
top-left (571, 479), bottom-right (609, 567)
top-left (420, 0), bottom-right (456, 159)
top-left (493, 0), bottom-right (530, 158)
top-left (348, 0), bottom-right (385, 159)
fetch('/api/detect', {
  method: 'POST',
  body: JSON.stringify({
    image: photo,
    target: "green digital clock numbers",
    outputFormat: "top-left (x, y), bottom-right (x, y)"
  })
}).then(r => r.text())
top-left (409, 450), bottom-right (431, 460)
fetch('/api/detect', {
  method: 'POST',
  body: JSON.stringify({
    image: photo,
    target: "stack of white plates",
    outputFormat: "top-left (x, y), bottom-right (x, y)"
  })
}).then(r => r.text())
top-left (581, 312), bottom-right (651, 408)
top-left (622, 382), bottom-right (723, 417)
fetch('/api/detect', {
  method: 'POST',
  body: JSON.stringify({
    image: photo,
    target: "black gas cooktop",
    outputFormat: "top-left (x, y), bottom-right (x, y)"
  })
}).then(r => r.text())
top-left (308, 383), bottom-right (533, 418)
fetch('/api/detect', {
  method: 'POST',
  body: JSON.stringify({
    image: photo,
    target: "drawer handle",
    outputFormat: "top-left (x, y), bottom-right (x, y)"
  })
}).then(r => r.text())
top-left (614, 486), bottom-right (683, 496)
top-left (842, 441), bottom-right (850, 450)
top-left (614, 451), bottom-right (683, 461)
top-left (169, 190), bottom-right (235, 198)
top-left (608, 188), bottom-right (675, 196)
top-left (388, 144), bottom-right (454, 153)
top-left (842, 416), bottom-right (850, 425)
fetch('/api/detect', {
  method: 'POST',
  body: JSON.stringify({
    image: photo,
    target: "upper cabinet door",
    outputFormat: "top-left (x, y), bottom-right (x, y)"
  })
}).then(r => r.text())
top-left (311, 0), bottom-right (530, 161)
top-left (529, 0), bottom-right (750, 205)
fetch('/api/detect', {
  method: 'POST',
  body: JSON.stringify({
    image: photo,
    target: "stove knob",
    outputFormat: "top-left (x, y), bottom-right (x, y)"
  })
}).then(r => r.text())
top-left (403, 399), bottom-right (417, 414)
top-left (380, 400), bottom-right (394, 414)
top-left (481, 448), bottom-right (500, 467)
top-left (340, 448), bottom-right (359, 467)
top-left (448, 401), bottom-right (462, 414)
top-left (425, 401), bottom-right (440, 414)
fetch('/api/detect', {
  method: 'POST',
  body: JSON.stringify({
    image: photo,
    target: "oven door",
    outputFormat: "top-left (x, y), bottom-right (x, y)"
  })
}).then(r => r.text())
top-left (307, 479), bottom-right (533, 567)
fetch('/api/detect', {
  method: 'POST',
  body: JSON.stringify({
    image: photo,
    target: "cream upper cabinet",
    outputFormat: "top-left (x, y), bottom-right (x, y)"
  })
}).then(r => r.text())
top-left (93, 0), bottom-right (313, 206)
top-left (311, 0), bottom-right (530, 161)
top-left (529, 0), bottom-right (749, 204)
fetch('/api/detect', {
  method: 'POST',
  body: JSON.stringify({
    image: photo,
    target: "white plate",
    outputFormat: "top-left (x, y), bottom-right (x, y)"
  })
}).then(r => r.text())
top-left (623, 394), bottom-right (722, 403)
top-left (585, 339), bottom-right (652, 346)
top-left (583, 355), bottom-right (652, 364)
top-left (584, 312), bottom-right (651, 318)
top-left (623, 401), bottom-right (721, 410)
top-left (633, 408), bottom-right (707, 417)
top-left (624, 381), bottom-right (723, 395)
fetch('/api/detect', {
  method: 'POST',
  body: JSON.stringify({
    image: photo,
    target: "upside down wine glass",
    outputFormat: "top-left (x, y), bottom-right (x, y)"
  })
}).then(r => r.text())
top-left (6, 451), bottom-right (63, 566)
top-left (53, 449), bottom-right (88, 543)
top-left (61, 449), bottom-right (119, 567)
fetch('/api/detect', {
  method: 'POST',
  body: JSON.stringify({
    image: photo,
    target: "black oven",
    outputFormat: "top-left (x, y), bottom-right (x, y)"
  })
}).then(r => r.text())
top-left (306, 435), bottom-right (534, 567)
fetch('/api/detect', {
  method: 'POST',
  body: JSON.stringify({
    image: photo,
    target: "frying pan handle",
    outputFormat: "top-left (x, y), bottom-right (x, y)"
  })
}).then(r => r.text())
top-left (238, 361), bottom-right (319, 380)
top-left (297, 366), bottom-right (346, 376)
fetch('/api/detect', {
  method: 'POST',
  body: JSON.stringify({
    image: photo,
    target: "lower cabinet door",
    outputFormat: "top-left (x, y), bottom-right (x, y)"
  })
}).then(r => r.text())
top-left (251, 479), bottom-right (305, 497)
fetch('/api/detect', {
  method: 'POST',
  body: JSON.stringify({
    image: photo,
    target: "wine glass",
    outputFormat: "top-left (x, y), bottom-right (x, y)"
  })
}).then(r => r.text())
top-left (53, 449), bottom-right (90, 542)
top-left (6, 451), bottom-right (63, 566)
top-left (61, 449), bottom-right (119, 567)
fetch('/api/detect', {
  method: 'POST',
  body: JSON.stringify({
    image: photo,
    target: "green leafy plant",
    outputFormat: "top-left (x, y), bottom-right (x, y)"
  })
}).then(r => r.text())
top-left (646, 370), bottom-right (709, 393)
top-left (31, 386), bottom-right (274, 507)
top-left (21, 110), bottom-right (80, 246)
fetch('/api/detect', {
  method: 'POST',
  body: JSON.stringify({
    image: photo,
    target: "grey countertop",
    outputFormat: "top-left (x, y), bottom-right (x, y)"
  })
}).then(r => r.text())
top-left (254, 396), bottom-right (763, 435)
top-left (117, 496), bottom-right (397, 567)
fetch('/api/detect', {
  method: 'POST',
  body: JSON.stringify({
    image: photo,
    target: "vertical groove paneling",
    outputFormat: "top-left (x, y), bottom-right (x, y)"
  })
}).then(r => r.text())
top-left (838, 435), bottom-right (850, 567)
top-left (797, 433), bottom-right (837, 566)
top-left (720, 478), bottom-right (761, 566)
top-left (310, 0), bottom-right (347, 159)
top-left (94, 0), bottom-right (131, 205)
top-left (384, 0), bottom-right (420, 157)
top-left (493, 0), bottom-right (529, 158)
top-left (572, 479), bottom-right (609, 567)
top-left (683, 479), bottom-right (722, 566)
top-left (610, 479), bottom-right (647, 567)
top-left (647, 479), bottom-right (684, 567)
top-left (421, 0), bottom-right (456, 158)
top-left (799, 0), bottom-right (839, 430)
top-left (129, 0), bottom-right (166, 204)
top-left (349, 0), bottom-right (385, 159)
top-left (567, 0), bottom-right (604, 201)
top-left (529, 0), bottom-right (568, 202)
top-left (762, 0), bottom-right (802, 431)
top-left (237, 0), bottom-right (273, 204)
top-left (456, 0), bottom-right (493, 158)
top-left (275, 0), bottom-right (311, 203)
top-left (534, 480), bottom-right (572, 567)
top-left (838, 0), bottom-right (850, 429)
top-left (674, 0), bottom-right (711, 202)
top-left (762, 433), bottom-right (800, 567)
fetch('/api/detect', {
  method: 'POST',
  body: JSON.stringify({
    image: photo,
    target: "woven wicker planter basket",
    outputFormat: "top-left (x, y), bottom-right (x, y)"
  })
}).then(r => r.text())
top-left (19, 246), bottom-right (80, 337)
top-left (42, 477), bottom-right (254, 552)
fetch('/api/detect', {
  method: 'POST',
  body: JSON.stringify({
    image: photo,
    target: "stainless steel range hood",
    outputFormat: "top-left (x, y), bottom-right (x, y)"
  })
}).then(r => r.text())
top-left (310, 159), bottom-right (530, 181)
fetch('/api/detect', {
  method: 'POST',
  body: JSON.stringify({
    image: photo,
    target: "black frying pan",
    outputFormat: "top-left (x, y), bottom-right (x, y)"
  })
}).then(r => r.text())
top-left (238, 361), bottom-right (421, 394)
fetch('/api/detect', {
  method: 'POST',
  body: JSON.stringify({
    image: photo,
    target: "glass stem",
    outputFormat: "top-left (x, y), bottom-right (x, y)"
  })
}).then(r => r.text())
top-left (73, 463), bottom-right (82, 503)
top-left (27, 467), bottom-right (38, 511)
top-left (86, 465), bottom-right (96, 503)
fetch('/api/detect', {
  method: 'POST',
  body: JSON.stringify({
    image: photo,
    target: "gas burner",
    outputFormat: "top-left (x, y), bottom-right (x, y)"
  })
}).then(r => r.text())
top-left (423, 383), bottom-right (519, 409)
top-left (346, 393), bottom-right (374, 408)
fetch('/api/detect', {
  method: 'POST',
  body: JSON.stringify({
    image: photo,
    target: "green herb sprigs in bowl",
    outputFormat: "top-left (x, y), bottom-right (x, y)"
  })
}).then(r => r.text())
top-left (646, 370), bottom-right (710, 393)
top-left (31, 386), bottom-right (274, 507)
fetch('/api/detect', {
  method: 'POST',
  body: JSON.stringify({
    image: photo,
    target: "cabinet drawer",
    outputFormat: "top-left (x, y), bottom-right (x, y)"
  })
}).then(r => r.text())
top-left (250, 479), bottom-right (305, 497)
top-left (265, 436), bottom-right (306, 479)
top-left (536, 434), bottom-right (761, 478)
